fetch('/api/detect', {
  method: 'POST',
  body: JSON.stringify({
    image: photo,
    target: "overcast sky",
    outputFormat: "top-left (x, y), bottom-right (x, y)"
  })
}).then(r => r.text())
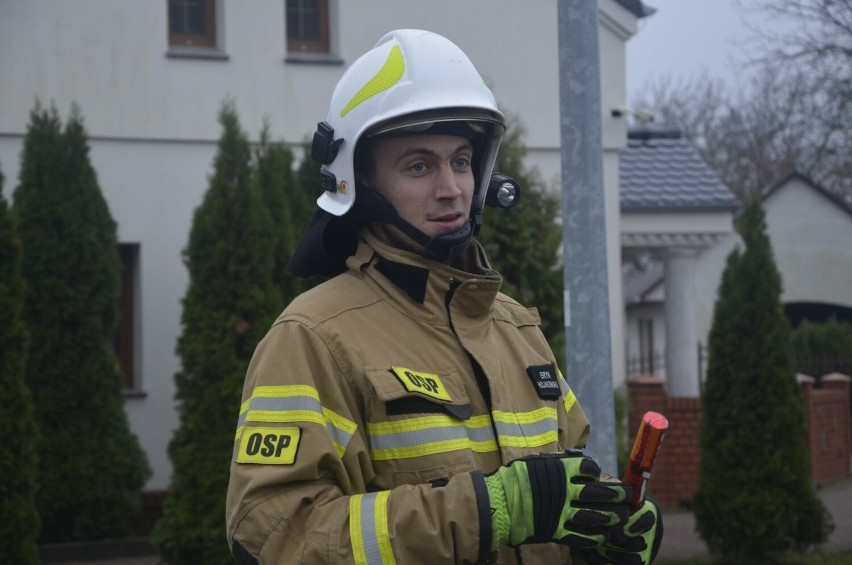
top-left (625, 0), bottom-right (775, 104)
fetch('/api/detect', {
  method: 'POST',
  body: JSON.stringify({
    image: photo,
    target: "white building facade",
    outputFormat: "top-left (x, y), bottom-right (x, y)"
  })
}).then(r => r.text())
top-left (0, 0), bottom-right (649, 491)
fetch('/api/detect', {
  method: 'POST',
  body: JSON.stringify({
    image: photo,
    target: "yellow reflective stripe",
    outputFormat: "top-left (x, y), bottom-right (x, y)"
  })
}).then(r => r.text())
top-left (253, 384), bottom-right (320, 399)
top-left (324, 406), bottom-right (359, 457)
top-left (350, 495), bottom-right (367, 565)
top-left (557, 370), bottom-right (577, 414)
top-left (374, 491), bottom-right (396, 564)
top-left (367, 414), bottom-right (498, 461)
top-left (235, 397), bottom-right (253, 440)
top-left (492, 406), bottom-right (556, 425)
top-left (492, 407), bottom-right (559, 449)
top-left (234, 385), bottom-right (357, 456)
top-left (350, 492), bottom-right (396, 565)
top-left (340, 45), bottom-right (405, 117)
top-left (563, 387), bottom-right (577, 414)
top-left (367, 413), bottom-right (489, 434)
top-left (370, 437), bottom-right (499, 461)
top-left (496, 430), bottom-right (558, 448)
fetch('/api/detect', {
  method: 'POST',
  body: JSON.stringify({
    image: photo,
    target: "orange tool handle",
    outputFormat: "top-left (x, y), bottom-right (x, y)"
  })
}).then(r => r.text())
top-left (622, 411), bottom-right (669, 510)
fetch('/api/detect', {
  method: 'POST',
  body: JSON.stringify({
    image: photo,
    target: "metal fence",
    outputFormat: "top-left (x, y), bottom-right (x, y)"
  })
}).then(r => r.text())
top-left (626, 348), bottom-right (851, 389)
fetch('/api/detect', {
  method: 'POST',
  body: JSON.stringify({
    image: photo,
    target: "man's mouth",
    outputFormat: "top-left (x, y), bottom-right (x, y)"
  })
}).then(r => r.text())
top-left (429, 212), bottom-right (464, 230)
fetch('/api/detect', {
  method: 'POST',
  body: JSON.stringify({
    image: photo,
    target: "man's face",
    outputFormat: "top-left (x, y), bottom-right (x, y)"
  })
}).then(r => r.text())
top-left (363, 134), bottom-right (475, 238)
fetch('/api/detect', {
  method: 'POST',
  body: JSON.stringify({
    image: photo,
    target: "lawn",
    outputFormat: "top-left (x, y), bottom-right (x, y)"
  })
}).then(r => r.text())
top-left (658, 553), bottom-right (852, 565)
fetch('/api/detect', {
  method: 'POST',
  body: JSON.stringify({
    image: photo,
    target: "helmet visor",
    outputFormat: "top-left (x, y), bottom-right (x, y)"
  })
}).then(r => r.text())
top-left (364, 108), bottom-right (505, 141)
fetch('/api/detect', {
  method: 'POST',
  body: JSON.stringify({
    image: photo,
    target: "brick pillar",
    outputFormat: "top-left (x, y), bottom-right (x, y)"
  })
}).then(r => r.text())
top-left (652, 396), bottom-right (702, 508)
top-left (817, 373), bottom-right (851, 483)
top-left (797, 373), bottom-right (817, 481)
top-left (799, 372), bottom-right (852, 485)
top-left (627, 376), bottom-right (702, 508)
top-left (627, 376), bottom-right (666, 439)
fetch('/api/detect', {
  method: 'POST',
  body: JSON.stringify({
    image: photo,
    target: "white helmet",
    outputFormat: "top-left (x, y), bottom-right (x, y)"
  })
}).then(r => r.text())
top-left (311, 29), bottom-right (506, 217)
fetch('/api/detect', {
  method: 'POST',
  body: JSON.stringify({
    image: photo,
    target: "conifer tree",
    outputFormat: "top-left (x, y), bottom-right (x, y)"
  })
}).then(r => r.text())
top-left (693, 199), bottom-right (832, 561)
top-left (13, 104), bottom-right (149, 542)
top-left (0, 164), bottom-right (40, 563)
top-left (254, 126), bottom-right (315, 304)
top-left (153, 101), bottom-right (280, 564)
top-left (477, 117), bottom-right (564, 363)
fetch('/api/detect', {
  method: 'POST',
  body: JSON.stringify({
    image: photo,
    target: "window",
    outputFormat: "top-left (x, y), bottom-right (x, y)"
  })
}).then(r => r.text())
top-left (286, 0), bottom-right (329, 53)
top-left (638, 318), bottom-right (655, 375)
top-left (116, 243), bottom-right (139, 390)
top-left (168, 0), bottom-right (216, 47)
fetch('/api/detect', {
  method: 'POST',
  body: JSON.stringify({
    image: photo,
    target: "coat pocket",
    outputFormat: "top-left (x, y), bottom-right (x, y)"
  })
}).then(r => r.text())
top-left (363, 367), bottom-right (492, 487)
top-left (364, 366), bottom-right (472, 419)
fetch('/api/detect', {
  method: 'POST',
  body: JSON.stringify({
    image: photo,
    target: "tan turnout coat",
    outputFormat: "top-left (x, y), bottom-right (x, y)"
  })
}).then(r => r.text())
top-left (226, 228), bottom-right (591, 564)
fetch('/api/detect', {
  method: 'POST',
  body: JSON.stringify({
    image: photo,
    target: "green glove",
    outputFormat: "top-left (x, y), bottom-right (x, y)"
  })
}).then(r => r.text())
top-left (579, 498), bottom-right (663, 565)
top-left (478, 451), bottom-right (632, 550)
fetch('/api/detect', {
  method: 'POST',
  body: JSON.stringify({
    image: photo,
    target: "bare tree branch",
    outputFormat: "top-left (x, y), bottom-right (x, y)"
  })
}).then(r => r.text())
top-left (634, 1), bottom-right (851, 203)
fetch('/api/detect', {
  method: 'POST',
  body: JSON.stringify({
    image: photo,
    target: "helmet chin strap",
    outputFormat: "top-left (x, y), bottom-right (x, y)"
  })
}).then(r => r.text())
top-left (354, 182), bottom-right (479, 262)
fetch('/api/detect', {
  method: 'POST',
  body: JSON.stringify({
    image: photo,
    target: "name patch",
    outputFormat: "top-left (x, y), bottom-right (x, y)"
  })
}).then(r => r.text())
top-left (391, 367), bottom-right (452, 402)
top-left (526, 364), bottom-right (561, 400)
top-left (237, 426), bottom-right (301, 465)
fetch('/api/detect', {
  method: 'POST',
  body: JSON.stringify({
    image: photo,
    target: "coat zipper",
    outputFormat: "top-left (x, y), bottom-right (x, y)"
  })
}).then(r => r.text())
top-left (444, 277), bottom-right (461, 331)
top-left (445, 277), bottom-right (493, 410)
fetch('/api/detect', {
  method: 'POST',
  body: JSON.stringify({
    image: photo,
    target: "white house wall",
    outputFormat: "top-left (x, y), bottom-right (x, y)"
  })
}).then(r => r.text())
top-left (766, 178), bottom-right (852, 307)
top-left (0, 0), bottom-right (640, 491)
top-left (694, 179), bottom-right (852, 343)
top-left (627, 178), bottom-right (852, 382)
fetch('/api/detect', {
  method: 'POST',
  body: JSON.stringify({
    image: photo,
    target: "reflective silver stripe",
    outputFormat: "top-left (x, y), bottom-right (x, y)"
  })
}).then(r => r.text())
top-left (362, 492), bottom-right (382, 564)
top-left (494, 417), bottom-right (556, 439)
top-left (369, 421), bottom-right (495, 451)
top-left (351, 491), bottom-right (396, 565)
top-left (367, 414), bottom-right (498, 460)
top-left (251, 395), bottom-right (322, 412)
top-left (557, 372), bottom-right (578, 413)
top-left (492, 408), bottom-right (559, 448)
top-left (236, 386), bottom-right (357, 454)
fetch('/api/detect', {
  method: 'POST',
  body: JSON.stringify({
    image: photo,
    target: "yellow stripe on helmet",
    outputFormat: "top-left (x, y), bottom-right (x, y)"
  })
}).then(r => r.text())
top-left (340, 45), bottom-right (405, 118)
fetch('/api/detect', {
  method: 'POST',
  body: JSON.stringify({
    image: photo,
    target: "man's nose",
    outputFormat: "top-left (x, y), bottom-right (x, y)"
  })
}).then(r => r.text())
top-left (434, 164), bottom-right (463, 199)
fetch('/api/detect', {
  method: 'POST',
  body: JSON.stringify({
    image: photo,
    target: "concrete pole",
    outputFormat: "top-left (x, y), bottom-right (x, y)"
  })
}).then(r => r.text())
top-left (558, 0), bottom-right (617, 475)
top-left (664, 249), bottom-right (700, 396)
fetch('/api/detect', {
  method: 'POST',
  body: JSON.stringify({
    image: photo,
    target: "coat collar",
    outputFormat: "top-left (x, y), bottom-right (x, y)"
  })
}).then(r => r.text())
top-left (347, 227), bottom-right (503, 323)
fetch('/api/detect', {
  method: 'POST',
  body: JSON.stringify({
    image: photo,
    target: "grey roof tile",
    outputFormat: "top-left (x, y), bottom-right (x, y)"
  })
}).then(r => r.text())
top-left (620, 127), bottom-right (738, 211)
top-left (614, 0), bottom-right (655, 18)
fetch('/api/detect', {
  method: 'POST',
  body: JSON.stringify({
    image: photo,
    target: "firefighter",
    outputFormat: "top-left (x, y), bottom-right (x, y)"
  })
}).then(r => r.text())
top-left (226, 29), bottom-right (661, 564)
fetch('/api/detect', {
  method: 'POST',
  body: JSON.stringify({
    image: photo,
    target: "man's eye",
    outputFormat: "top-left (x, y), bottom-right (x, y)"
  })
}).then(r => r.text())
top-left (453, 157), bottom-right (471, 168)
top-left (410, 163), bottom-right (427, 173)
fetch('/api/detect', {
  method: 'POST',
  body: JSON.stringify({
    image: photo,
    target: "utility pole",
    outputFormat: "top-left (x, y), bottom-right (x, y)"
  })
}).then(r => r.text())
top-left (558, 0), bottom-right (617, 475)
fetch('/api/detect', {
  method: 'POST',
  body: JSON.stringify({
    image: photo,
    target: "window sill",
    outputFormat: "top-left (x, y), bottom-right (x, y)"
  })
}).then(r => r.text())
top-left (166, 47), bottom-right (230, 61)
top-left (285, 52), bottom-right (344, 66)
top-left (122, 389), bottom-right (149, 400)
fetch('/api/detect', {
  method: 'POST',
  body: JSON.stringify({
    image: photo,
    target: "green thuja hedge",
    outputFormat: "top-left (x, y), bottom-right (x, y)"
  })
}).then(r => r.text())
top-left (792, 316), bottom-right (852, 374)
top-left (0, 164), bottom-right (40, 563)
top-left (152, 102), bottom-right (281, 564)
top-left (693, 199), bottom-right (832, 562)
top-left (477, 116), bottom-right (564, 366)
top-left (13, 104), bottom-right (150, 542)
top-left (255, 124), bottom-right (315, 303)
